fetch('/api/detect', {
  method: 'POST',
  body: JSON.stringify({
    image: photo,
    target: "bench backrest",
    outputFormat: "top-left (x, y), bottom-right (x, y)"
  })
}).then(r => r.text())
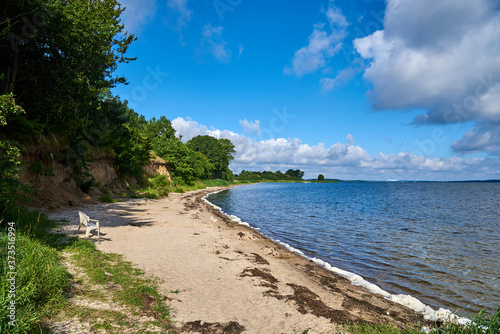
top-left (78, 211), bottom-right (89, 226)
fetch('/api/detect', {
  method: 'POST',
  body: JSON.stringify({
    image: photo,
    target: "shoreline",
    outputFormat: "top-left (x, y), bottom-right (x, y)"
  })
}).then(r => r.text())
top-left (203, 186), bottom-right (471, 326)
top-left (49, 186), bottom-right (441, 333)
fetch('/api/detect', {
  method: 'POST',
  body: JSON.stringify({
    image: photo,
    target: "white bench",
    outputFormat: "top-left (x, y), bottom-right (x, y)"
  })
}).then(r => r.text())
top-left (78, 211), bottom-right (100, 237)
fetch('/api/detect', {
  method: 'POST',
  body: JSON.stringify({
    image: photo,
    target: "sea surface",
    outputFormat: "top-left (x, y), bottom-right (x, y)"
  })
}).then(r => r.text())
top-left (207, 182), bottom-right (500, 317)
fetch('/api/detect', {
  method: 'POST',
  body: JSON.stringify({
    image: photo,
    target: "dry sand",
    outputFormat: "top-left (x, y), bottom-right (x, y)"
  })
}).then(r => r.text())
top-left (49, 186), bottom-right (429, 333)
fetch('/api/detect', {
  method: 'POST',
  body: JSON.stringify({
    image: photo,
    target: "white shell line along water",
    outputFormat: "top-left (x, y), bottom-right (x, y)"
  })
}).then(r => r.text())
top-left (203, 189), bottom-right (470, 324)
top-left (204, 183), bottom-right (500, 323)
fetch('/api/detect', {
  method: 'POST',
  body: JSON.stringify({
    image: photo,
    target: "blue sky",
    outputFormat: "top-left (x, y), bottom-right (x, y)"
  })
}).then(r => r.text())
top-left (113, 0), bottom-right (500, 180)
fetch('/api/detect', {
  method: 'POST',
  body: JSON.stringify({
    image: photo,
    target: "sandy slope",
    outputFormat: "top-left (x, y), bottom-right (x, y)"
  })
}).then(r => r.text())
top-left (49, 187), bottom-right (428, 333)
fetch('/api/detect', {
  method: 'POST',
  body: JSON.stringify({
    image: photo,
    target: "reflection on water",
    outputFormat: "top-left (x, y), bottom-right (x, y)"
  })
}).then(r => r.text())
top-left (207, 182), bottom-right (500, 317)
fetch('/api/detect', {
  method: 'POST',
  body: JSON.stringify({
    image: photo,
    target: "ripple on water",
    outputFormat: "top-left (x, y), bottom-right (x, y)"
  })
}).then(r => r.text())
top-left (207, 182), bottom-right (500, 317)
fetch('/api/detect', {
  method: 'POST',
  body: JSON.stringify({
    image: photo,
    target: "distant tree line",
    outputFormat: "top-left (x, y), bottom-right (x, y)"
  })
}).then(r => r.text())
top-left (237, 169), bottom-right (304, 181)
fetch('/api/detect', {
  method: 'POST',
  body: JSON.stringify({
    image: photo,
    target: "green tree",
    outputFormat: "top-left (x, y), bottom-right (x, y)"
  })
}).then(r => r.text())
top-left (142, 116), bottom-right (176, 143)
top-left (152, 137), bottom-right (193, 185)
top-left (318, 174), bottom-right (325, 181)
top-left (142, 118), bottom-right (216, 185)
top-left (186, 135), bottom-right (235, 180)
top-left (100, 98), bottom-right (151, 177)
top-left (0, 0), bottom-right (140, 191)
top-left (1, 0), bottom-right (136, 136)
top-left (188, 151), bottom-right (214, 180)
top-left (285, 169), bottom-right (304, 179)
top-left (0, 93), bottom-right (24, 212)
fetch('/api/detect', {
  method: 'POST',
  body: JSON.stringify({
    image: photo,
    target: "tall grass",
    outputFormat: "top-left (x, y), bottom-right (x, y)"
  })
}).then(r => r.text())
top-left (0, 205), bottom-right (174, 332)
top-left (0, 208), bottom-right (69, 333)
top-left (434, 309), bottom-right (500, 334)
top-left (342, 309), bottom-right (500, 334)
top-left (202, 179), bottom-right (234, 187)
top-left (98, 194), bottom-right (118, 203)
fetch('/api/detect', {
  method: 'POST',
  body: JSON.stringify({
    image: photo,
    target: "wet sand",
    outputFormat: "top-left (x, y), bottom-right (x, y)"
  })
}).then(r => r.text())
top-left (49, 187), bottom-right (429, 333)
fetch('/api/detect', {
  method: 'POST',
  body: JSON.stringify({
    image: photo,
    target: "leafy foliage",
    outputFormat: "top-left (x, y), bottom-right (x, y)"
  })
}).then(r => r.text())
top-left (1, 0), bottom-right (136, 136)
top-left (143, 118), bottom-right (218, 185)
top-left (151, 137), bottom-right (195, 186)
top-left (142, 116), bottom-right (176, 143)
top-left (0, 93), bottom-right (25, 213)
top-left (142, 174), bottom-right (170, 199)
top-left (1, 0), bottom-right (235, 197)
top-left (0, 140), bottom-right (22, 211)
top-left (237, 169), bottom-right (305, 181)
top-left (99, 98), bottom-right (151, 177)
top-left (285, 169), bottom-right (304, 179)
top-left (0, 0), bottom-right (154, 190)
top-left (187, 135), bottom-right (235, 180)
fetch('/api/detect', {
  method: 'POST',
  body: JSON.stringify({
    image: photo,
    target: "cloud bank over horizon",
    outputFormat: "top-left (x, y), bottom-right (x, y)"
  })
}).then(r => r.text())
top-left (172, 117), bottom-right (500, 181)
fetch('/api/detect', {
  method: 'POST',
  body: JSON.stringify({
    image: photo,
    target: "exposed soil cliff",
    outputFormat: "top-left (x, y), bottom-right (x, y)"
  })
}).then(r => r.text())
top-left (18, 151), bottom-right (170, 211)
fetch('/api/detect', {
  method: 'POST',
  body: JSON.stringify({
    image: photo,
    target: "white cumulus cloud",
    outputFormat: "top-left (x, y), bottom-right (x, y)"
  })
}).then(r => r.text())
top-left (452, 122), bottom-right (500, 154)
top-left (239, 119), bottom-right (261, 135)
top-left (171, 117), bottom-right (500, 180)
top-left (353, 0), bottom-right (500, 156)
top-left (354, 0), bottom-right (500, 124)
top-left (284, 4), bottom-right (348, 77)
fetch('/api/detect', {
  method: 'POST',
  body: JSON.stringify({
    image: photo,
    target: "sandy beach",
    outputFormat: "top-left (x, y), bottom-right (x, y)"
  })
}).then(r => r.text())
top-left (49, 186), bottom-right (428, 333)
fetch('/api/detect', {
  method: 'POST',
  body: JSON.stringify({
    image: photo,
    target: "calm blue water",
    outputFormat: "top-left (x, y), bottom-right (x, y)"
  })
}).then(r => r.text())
top-left (207, 182), bottom-right (500, 317)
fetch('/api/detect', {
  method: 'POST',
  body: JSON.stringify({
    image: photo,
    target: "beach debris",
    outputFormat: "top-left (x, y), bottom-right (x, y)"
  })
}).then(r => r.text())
top-left (181, 320), bottom-right (245, 333)
top-left (240, 268), bottom-right (278, 285)
top-left (250, 253), bottom-right (270, 265)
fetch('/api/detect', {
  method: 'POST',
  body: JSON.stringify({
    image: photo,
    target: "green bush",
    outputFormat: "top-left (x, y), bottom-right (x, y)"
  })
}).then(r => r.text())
top-left (98, 194), bottom-right (118, 203)
top-left (140, 174), bottom-right (171, 199)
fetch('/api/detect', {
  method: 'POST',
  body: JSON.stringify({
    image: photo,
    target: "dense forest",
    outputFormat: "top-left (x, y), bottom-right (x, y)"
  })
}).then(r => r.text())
top-left (0, 0), bottom-right (236, 215)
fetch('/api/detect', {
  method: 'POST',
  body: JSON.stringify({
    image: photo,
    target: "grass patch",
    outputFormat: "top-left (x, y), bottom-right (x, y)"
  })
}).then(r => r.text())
top-left (131, 177), bottom-right (236, 199)
top-left (342, 309), bottom-right (500, 333)
top-left (0, 205), bottom-right (174, 333)
top-left (0, 208), bottom-right (70, 333)
top-left (433, 309), bottom-right (500, 334)
top-left (98, 194), bottom-right (118, 203)
top-left (173, 181), bottom-right (207, 193)
top-left (67, 239), bottom-right (172, 331)
top-left (61, 304), bottom-right (147, 333)
top-left (343, 323), bottom-right (406, 334)
top-left (202, 179), bottom-right (234, 187)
